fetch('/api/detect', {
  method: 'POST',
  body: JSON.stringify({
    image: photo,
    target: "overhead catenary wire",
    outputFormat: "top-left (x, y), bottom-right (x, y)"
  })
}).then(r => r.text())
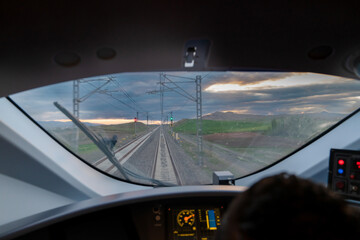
top-left (110, 78), bottom-right (138, 106)
top-left (163, 75), bottom-right (196, 101)
top-left (162, 74), bottom-right (197, 81)
top-left (73, 77), bottom-right (147, 151)
top-left (85, 80), bottom-right (144, 114)
top-left (161, 84), bottom-right (196, 102)
top-left (79, 80), bottom-right (111, 102)
top-left (81, 84), bottom-right (129, 113)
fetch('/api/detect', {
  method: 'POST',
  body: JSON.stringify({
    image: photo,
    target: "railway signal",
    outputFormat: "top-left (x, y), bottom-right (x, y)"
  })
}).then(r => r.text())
top-left (134, 112), bottom-right (139, 137)
top-left (170, 112), bottom-right (173, 127)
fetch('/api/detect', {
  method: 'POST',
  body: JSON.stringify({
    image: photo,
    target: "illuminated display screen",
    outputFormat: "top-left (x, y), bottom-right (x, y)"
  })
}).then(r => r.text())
top-left (168, 206), bottom-right (223, 240)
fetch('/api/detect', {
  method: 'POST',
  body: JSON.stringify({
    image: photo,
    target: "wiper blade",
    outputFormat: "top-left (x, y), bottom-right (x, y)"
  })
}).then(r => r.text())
top-left (54, 101), bottom-right (175, 187)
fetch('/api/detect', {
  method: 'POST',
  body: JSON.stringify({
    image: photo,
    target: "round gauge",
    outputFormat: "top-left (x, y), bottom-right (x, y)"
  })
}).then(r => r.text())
top-left (177, 210), bottom-right (195, 227)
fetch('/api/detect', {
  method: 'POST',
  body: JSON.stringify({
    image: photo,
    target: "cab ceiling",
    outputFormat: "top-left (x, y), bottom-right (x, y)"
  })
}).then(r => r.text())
top-left (1, 1), bottom-right (360, 96)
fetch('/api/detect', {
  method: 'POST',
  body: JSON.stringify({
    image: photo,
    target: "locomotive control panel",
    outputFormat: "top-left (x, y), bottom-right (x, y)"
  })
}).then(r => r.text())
top-left (328, 149), bottom-right (360, 200)
top-left (167, 206), bottom-right (223, 240)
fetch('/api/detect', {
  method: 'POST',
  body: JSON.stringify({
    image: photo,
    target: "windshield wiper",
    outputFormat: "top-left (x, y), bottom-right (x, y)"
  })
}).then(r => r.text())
top-left (54, 101), bottom-right (175, 187)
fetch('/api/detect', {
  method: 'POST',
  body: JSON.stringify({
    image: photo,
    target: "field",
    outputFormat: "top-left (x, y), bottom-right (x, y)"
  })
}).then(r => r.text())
top-left (47, 122), bottom-right (151, 163)
top-left (173, 114), bottom-right (339, 142)
top-left (173, 119), bottom-right (270, 135)
top-left (92, 123), bottom-right (148, 135)
top-left (203, 132), bottom-right (299, 148)
top-left (173, 114), bottom-right (340, 172)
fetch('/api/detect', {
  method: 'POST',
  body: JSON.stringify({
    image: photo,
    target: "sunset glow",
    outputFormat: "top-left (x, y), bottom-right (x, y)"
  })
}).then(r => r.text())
top-left (53, 118), bottom-right (161, 125)
top-left (221, 110), bottom-right (250, 114)
top-left (205, 73), bottom-right (338, 92)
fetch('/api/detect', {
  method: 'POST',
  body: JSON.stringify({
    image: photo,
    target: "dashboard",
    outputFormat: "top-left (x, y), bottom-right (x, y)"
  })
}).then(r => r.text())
top-left (167, 206), bottom-right (222, 239)
top-left (133, 200), bottom-right (226, 240)
top-left (329, 149), bottom-right (360, 200)
top-left (3, 173), bottom-right (360, 240)
top-left (0, 186), bottom-right (245, 240)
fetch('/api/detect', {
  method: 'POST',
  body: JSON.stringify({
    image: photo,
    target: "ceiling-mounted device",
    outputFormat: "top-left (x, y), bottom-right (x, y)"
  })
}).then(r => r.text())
top-left (344, 50), bottom-right (360, 78)
top-left (183, 39), bottom-right (211, 70)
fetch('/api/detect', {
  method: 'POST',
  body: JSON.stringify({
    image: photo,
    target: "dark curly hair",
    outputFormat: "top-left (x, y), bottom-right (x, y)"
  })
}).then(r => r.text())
top-left (216, 173), bottom-right (360, 240)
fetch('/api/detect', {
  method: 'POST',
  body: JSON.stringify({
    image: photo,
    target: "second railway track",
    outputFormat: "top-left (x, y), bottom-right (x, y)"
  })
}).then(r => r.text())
top-left (93, 128), bottom-right (157, 174)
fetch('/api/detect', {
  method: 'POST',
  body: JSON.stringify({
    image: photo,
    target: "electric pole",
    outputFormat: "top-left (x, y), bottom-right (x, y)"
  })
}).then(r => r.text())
top-left (73, 80), bottom-right (80, 152)
top-left (160, 74), bottom-right (164, 125)
top-left (72, 78), bottom-right (111, 152)
top-left (147, 73), bottom-right (204, 166)
top-left (72, 77), bottom-right (144, 151)
top-left (195, 76), bottom-right (203, 166)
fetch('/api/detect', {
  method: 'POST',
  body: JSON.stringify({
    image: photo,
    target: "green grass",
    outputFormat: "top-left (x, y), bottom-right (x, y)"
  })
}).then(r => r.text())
top-left (179, 139), bottom-right (225, 175)
top-left (91, 122), bottom-right (148, 134)
top-left (78, 143), bottom-right (99, 153)
top-left (228, 146), bottom-right (294, 165)
top-left (173, 119), bottom-right (270, 135)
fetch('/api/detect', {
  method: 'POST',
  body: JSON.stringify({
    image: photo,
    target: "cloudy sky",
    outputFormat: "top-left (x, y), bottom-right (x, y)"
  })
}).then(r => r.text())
top-left (10, 71), bottom-right (360, 124)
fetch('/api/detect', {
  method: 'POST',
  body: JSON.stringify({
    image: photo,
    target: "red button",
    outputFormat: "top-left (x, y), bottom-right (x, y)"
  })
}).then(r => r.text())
top-left (336, 181), bottom-right (345, 189)
top-left (338, 159), bottom-right (345, 165)
top-left (350, 174), bottom-right (355, 179)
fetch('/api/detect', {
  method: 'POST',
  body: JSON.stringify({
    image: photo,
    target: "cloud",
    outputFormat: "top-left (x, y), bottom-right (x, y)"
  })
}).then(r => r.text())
top-left (9, 71), bottom-right (360, 122)
top-left (203, 72), bottom-right (301, 89)
top-left (204, 72), bottom-right (340, 93)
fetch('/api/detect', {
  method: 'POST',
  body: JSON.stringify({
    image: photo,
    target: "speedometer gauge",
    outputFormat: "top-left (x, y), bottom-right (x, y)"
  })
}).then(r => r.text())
top-left (176, 209), bottom-right (195, 227)
top-left (169, 206), bottom-right (223, 239)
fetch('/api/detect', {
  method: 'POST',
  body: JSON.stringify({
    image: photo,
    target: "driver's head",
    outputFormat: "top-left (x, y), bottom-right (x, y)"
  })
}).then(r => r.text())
top-left (217, 173), bottom-right (360, 240)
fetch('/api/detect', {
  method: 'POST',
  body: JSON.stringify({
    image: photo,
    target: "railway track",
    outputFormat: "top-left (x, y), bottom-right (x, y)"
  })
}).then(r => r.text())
top-left (151, 126), bottom-right (182, 185)
top-left (93, 125), bottom-right (182, 185)
top-left (93, 128), bottom-right (158, 174)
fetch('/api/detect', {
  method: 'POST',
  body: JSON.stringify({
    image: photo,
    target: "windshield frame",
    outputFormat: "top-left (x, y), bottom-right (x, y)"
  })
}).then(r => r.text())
top-left (6, 96), bottom-right (158, 187)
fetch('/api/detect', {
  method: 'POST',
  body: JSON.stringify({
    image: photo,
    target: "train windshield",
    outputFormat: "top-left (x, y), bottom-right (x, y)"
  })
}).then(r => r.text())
top-left (9, 72), bottom-right (360, 186)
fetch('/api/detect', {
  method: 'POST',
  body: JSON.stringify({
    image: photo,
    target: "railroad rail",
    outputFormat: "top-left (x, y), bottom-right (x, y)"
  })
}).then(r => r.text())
top-left (93, 128), bottom-right (158, 174)
top-left (152, 126), bottom-right (182, 185)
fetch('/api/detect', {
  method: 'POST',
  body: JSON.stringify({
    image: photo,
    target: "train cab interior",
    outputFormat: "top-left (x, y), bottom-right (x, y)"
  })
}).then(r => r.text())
top-left (1, 1), bottom-right (360, 239)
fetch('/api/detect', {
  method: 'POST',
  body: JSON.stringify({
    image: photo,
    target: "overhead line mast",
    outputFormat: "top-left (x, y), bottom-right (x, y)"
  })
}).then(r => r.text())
top-left (195, 75), bottom-right (203, 166)
top-left (147, 73), bottom-right (204, 166)
top-left (72, 77), bottom-right (145, 151)
top-left (73, 80), bottom-right (80, 151)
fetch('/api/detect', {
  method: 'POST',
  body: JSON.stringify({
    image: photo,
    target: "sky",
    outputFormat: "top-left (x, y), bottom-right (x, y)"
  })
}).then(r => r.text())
top-left (10, 71), bottom-right (360, 125)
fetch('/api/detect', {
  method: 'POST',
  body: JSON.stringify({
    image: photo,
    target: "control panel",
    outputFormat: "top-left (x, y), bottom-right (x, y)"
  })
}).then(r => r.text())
top-left (167, 205), bottom-right (223, 240)
top-left (328, 149), bottom-right (360, 200)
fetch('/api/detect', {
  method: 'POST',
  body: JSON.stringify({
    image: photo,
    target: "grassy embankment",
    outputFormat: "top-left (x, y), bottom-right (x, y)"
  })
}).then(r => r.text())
top-left (50, 122), bottom-right (149, 162)
top-left (173, 115), bottom-right (334, 141)
top-left (173, 119), bottom-right (270, 135)
top-left (172, 119), bottom-right (274, 173)
top-left (172, 116), bottom-right (334, 169)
